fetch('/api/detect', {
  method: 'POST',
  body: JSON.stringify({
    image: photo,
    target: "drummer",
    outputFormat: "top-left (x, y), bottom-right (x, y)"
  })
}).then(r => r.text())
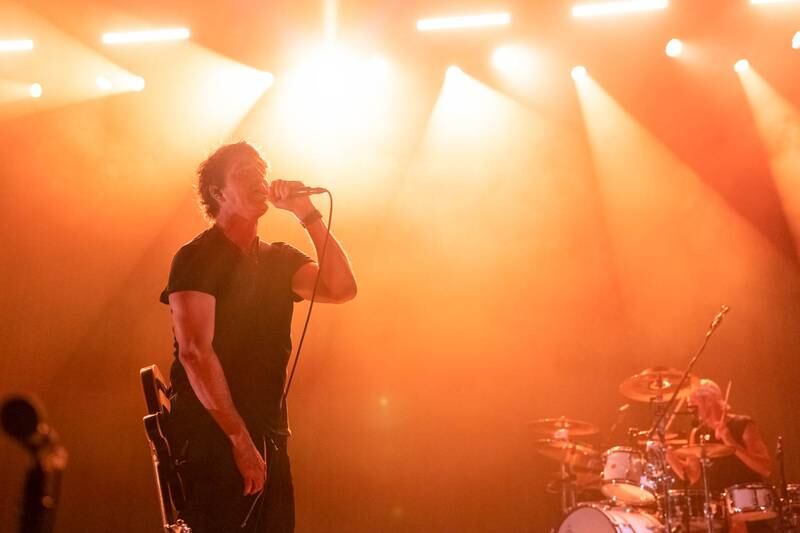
top-left (666, 379), bottom-right (773, 532)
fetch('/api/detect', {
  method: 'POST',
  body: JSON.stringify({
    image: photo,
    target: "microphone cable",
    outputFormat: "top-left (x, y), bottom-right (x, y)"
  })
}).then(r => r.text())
top-left (281, 189), bottom-right (332, 408)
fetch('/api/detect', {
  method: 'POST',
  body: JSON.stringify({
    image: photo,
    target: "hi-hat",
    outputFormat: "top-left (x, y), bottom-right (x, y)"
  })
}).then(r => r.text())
top-left (534, 439), bottom-right (601, 470)
top-left (619, 366), bottom-right (699, 403)
top-left (527, 417), bottom-right (599, 437)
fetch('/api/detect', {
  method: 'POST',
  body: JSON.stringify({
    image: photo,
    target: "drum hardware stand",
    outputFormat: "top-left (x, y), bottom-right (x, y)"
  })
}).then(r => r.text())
top-left (646, 399), bottom-right (676, 532)
top-left (558, 461), bottom-right (577, 515)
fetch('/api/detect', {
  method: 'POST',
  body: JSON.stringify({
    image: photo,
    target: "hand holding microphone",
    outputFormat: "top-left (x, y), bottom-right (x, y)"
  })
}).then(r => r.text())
top-left (267, 179), bottom-right (327, 215)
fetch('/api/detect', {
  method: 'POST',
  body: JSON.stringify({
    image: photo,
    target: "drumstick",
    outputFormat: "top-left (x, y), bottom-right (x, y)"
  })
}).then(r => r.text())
top-left (714, 380), bottom-right (732, 440)
top-left (723, 380), bottom-right (732, 416)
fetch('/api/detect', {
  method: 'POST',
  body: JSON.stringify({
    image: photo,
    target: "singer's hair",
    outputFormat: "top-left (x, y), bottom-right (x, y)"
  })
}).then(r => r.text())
top-left (196, 141), bottom-right (268, 219)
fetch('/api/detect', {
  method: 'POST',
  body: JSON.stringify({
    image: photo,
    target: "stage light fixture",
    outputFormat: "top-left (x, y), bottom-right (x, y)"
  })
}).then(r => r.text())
top-left (416, 12), bottom-right (511, 31)
top-left (492, 46), bottom-right (522, 71)
top-left (130, 76), bottom-right (146, 92)
top-left (572, 0), bottom-right (668, 17)
top-left (368, 55), bottom-right (389, 77)
top-left (446, 65), bottom-right (464, 78)
top-left (96, 76), bottom-right (112, 90)
top-left (734, 59), bottom-right (750, 73)
top-left (101, 27), bottom-right (190, 45)
top-left (571, 65), bottom-right (588, 81)
top-left (0, 39), bottom-right (34, 52)
top-left (665, 39), bottom-right (683, 58)
top-left (29, 83), bottom-right (42, 98)
top-left (793, 31), bottom-right (800, 49)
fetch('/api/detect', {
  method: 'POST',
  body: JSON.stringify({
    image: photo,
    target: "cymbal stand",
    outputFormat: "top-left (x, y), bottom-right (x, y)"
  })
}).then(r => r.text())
top-left (699, 443), bottom-right (714, 533)
top-left (559, 462), bottom-right (576, 516)
top-left (649, 398), bottom-right (674, 532)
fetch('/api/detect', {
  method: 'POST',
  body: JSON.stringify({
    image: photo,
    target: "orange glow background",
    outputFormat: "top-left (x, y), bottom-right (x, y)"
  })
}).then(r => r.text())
top-left (1, 0), bottom-right (800, 531)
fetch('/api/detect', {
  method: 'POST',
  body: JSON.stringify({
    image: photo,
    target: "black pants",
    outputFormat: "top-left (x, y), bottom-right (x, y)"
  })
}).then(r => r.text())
top-left (168, 398), bottom-right (294, 533)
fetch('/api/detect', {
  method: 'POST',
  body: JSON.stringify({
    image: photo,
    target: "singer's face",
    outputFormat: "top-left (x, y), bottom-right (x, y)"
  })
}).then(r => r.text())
top-left (218, 156), bottom-right (269, 220)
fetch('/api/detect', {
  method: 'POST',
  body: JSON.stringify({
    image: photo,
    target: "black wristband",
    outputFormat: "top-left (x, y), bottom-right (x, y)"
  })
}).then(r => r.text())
top-left (300, 209), bottom-right (323, 228)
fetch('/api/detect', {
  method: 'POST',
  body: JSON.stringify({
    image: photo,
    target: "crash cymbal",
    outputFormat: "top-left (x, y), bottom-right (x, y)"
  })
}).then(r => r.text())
top-left (672, 443), bottom-right (735, 459)
top-left (534, 439), bottom-right (601, 470)
top-left (619, 366), bottom-right (699, 403)
top-left (528, 417), bottom-right (599, 437)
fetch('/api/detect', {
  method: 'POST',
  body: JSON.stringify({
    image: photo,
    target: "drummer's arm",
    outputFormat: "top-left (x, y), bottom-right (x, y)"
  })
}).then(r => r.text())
top-left (667, 426), bottom-right (701, 484)
top-left (684, 456), bottom-right (701, 485)
top-left (735, 423), bottom-right (772, 478)
top-left (665, 449), bottom-right (688, 479)
top-left (667, 449), bottom-right (701, 484)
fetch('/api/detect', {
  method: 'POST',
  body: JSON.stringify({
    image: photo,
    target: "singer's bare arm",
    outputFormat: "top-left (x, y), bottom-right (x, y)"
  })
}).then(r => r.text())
top-left (268, 179), bottom-right (357, 304)
top-left (168, 290), bottom-right (266, 495)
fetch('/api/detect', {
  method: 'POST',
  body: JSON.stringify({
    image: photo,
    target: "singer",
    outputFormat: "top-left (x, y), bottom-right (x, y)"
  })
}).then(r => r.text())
top-left (159, 141), bottom-right (357, 533)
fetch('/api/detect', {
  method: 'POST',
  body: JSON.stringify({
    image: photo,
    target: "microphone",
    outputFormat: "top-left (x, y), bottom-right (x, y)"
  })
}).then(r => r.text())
top-left (1, 395), bottom-right (58, 452)
top-left (707, 305), bottom-right (730, 334)
top-left (288, 186), bottom-right (327, 198)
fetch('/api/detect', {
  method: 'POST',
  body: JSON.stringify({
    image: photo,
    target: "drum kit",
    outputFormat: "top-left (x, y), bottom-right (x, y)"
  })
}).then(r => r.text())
top-left (533, 367), bottom-right (795, 532)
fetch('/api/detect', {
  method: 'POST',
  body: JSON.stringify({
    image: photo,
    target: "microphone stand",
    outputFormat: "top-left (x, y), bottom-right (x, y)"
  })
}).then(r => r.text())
top-left (644, 305), bottom-right (730, 442)
top-left (643, 305), bottom-right (730, 533)
top-left (777, 436), bottom-right (787, 533)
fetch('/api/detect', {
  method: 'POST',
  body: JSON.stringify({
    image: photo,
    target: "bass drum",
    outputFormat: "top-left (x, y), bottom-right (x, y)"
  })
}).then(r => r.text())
top-left (556, 503), bottom-right (664, 532)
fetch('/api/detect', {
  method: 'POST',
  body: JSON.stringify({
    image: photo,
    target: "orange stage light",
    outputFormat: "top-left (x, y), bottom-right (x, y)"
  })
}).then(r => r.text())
top-left (571, 65), bottom-right (588, 82)
top-left (572, 0), bottom-right (668, 17)
top-left (665, 39), bottom-right (683, 58)
top-left (101, 27), bottom-right (190, 45)
top-left (416, 12), bottom-right (511, 31)
top-left (0, 39), bottom-right (34, 52)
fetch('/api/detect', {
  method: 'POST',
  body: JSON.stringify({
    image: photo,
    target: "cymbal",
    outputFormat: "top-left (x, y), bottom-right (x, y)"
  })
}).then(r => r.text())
top-left (528, 417), bottom-right (599, 437)
top-left (672, 443), bottom-right (735, 459)
top-left (534, 439), bottom-right (601, 470)
top-left (619, 366), bottom-right (699, 402)
top-left (635, 432), bottom-right (688, 447)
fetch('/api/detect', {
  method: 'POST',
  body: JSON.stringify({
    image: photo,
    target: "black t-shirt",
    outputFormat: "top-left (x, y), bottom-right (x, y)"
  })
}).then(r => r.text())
top-left (694, 414), bottom-right (763, 494)
top-left (160, 225), bottom-right (313, 435)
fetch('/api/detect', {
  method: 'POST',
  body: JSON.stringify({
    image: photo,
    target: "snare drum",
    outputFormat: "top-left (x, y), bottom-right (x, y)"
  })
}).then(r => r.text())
top-left (557, 503), bottom-right (664, 532)
top-left (664, 489), bottom-right (724, 531)
top-left (601, 446), bottom-right (656, 505)
top-left (724, 483), bottom-right (777, 522)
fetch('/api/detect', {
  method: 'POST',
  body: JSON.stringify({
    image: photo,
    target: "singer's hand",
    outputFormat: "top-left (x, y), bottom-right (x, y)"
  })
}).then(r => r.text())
top-left (229, 431), bottom-right (267, 496)
top-left (267, 179), bottom-right (315, 217)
